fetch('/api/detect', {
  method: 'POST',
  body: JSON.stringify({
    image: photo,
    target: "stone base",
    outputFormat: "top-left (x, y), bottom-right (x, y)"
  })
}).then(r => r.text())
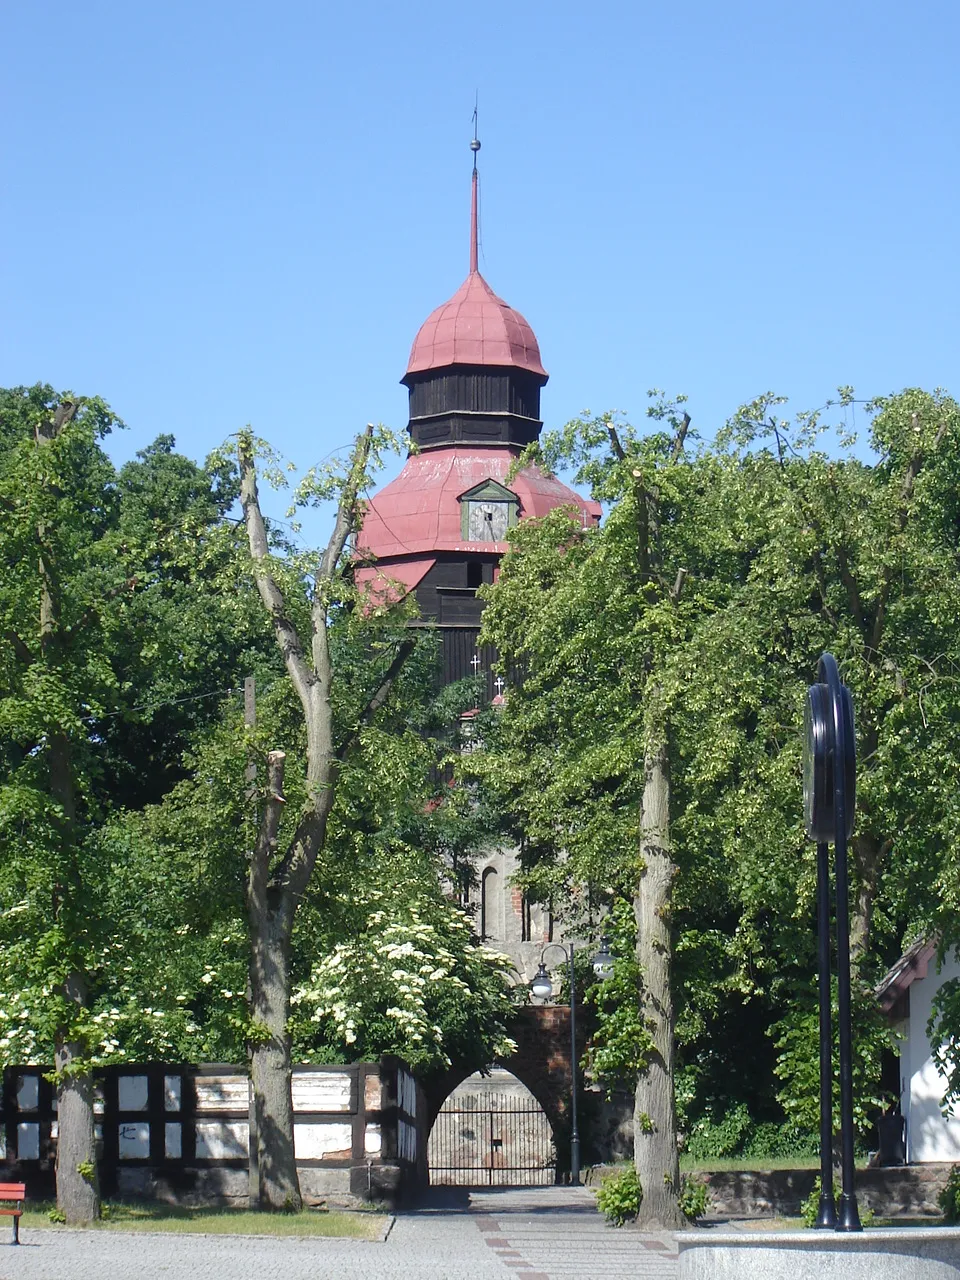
top-left (678, 1228), bottom-right (960, 1279)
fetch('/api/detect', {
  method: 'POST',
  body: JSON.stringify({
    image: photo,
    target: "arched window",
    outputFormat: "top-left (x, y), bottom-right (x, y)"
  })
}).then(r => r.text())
top-left (481, 867), bottom-right (499, 941)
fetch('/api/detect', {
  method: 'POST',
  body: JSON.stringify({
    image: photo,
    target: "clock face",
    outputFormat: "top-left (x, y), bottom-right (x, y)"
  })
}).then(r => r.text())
top-left (467, 499), bottom-right (509, 543)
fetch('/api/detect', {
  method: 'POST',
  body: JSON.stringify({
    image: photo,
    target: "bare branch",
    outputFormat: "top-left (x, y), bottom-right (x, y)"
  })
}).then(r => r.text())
top-left (247, 751), bottom-right (287, 918)
top-left (670, 413), bottom-right (691, 463)
top-left (318, 423), bottom-right (375, 584)
top-left (669, 568), bottom-right (688, 603)
top-left (336, 637), bottom-right (417, 762)
top-left (238, 434), bottom-right (315, 703)
top-left (6, 630), bottom-right (34, 666)
top-left (607, 424), bottom-right (627, 462)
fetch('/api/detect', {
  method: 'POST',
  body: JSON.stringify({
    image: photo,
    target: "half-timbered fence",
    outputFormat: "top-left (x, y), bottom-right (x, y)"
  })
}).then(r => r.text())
top-left (0, 1059), bottom-right (425, 1207)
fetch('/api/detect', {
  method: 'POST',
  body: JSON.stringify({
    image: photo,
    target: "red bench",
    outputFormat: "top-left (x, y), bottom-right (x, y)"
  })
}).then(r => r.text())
top-left (0, 1183), bottom-right (25, 1244)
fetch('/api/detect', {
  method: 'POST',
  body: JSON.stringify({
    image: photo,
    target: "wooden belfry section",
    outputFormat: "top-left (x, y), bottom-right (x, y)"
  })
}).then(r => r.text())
top-left (355, 138), bottom-right (600, 693)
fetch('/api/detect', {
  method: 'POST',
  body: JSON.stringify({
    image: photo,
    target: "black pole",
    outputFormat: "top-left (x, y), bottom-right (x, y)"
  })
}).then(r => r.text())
top-left (821, 654), bottom-right (861, 1232)
top-left (569, 941), bottom-right (581, 1185)
top-left (814, 839), bottom-right (837, 1229)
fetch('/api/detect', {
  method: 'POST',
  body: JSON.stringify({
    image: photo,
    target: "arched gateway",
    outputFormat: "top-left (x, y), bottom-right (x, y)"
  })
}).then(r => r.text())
top-left (428, 1068), bottom-right (555, 1186)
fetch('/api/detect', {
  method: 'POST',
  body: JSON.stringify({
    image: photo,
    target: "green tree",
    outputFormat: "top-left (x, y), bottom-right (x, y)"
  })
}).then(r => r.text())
top-left (475, 386), bottom-right (960, 1216)
top-left (234, 425), bottom-right (428, 1210)
top-left (475, 398), bottom-right (749, 1228)
top-left (0, 387), bottom-right (276, 1221)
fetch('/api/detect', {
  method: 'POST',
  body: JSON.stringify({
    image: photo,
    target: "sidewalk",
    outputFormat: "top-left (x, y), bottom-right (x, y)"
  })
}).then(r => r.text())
top-left (0, 1187), bottom-right (678, 1280)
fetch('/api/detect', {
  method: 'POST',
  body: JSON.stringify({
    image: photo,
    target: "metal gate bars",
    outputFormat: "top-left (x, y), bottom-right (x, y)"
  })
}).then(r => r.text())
top-left (428, 1104), bottom-right (556, 1187)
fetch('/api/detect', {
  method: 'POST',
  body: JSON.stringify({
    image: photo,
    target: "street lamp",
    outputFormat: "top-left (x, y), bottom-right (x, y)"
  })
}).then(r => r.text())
top-left (592, 936), bottom-right (614, 981)
top-left (530, 938), bottom-right (614, 1186)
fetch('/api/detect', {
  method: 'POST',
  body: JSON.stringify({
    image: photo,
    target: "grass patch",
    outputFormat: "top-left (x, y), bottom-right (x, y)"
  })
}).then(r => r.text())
top-left (680, 1154), bottom-right (823, 1173)
top-left (20, 1202), bottom-right (386, 1239)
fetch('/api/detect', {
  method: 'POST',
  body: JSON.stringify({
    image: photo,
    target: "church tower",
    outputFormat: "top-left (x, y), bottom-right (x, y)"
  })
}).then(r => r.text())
top-left (356, 139), bottom-right (599, 979)
top-left (356, 139), bottom-right (600, 699)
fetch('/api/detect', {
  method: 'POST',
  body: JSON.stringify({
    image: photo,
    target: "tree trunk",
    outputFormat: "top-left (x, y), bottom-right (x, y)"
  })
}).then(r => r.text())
top-left (633, 739), bottom-right (687, 1231)
top-left (248, 896), bottom-right (301, 1211)
top-left (55, 973), bottom-right (99, 1224)
top-left (849, 831), bottom-right (888, 973)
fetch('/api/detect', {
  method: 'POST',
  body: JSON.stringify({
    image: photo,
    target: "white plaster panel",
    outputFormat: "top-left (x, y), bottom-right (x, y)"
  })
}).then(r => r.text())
top-left (195, 1120), bottom-right (249, 1158)
top-left (194, 1076), bottom-right (249, 1112)
top-left (16, 1075), bottom-right (38, 1110)
top-left (17, 1122), bottom-right (39, 1160)
top-left (291, 1072), bottom-right (352, 1113)
top-left (364, 1123), bottom-right (382, 1154)
top-left (293, 1122), bottom-right (352, 1159)
top-left (118, 1075), bottom-right (149, 1112)
top-left (118, 1121), bottom-right (150, 1159)
top-left (164, 1122), bottom-right (182, 1159)
top-left (163, 1075), bottom-right (182, 1112)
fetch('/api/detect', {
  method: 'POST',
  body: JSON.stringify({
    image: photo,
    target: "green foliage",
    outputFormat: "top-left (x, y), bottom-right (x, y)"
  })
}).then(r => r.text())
top-left (684, 1104), bottom-right (753, 1160)
top-left (596, 1166), bottom-right (641, 1226)
top-left (677, 1175), bottom-right (710, 1222)
top-left (684, 1104), bottom-right (817, 1162)
top-left (938, 1165), bottom-right (960, 1222)
top-left (771, 982), bottom-right (898, 1135)
top-left (0, 385), bottom-right (280, 1073)
top-left (477, 385), bottom-right (960, 1145)
top-left (596, 1166), bottom-right (710, 1226)
top-left (584, 899), bottom-right (654, 1092)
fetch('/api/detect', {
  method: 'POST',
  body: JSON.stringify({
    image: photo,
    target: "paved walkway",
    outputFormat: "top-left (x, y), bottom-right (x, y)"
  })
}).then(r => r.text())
top-left (0, 1187), bottom-right (678, 1280)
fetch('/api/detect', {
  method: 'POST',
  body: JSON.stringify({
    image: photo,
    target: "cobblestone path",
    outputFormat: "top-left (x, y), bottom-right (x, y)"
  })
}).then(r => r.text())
top-left (0, 1186), bottom-right (679, 1280)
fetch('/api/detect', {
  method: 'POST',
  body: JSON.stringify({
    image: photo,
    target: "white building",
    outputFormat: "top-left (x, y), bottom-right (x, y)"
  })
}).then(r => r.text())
top-left (878, 939), bottom-right (960, 1163)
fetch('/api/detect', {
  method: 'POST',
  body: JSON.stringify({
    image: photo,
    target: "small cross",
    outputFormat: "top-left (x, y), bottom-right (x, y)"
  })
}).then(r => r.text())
top-left (471, 653), bottom-right (482, 674)
top-left (494, 676), bottom-right (505, 695)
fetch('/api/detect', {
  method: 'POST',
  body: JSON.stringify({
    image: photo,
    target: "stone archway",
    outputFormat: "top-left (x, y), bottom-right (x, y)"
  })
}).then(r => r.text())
top-left (427, 1067), bottom-right (555, 1186)
top-left (421, 1005), bottom-right (589, 1183)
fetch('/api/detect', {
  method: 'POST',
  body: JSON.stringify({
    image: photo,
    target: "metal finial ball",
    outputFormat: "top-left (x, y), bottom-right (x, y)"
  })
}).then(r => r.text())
top-left (470, 138), bottom-right (481, 152)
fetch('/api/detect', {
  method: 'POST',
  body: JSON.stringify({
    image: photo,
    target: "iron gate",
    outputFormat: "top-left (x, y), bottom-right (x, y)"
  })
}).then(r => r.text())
top-left (428, 1103), bottom-right (556, 1186)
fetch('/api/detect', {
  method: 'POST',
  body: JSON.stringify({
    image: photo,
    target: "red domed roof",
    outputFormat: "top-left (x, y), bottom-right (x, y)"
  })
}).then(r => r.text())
top-left (405, 270), bottom-right (547, 379)
top-left (403, 166), bottom-right (548, 381)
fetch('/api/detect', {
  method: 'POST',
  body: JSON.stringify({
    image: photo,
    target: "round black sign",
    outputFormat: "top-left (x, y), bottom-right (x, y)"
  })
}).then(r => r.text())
top-left (803, 660), bottom-right (856, 842)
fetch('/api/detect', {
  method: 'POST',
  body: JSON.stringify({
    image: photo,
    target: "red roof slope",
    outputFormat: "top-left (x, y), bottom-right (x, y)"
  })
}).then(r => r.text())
top-left (356, 446), bottom-right (601, 562)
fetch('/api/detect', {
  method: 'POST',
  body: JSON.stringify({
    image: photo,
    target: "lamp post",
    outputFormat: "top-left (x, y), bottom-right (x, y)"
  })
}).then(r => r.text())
top-left (530, 938), bottom-right (615, 1186)
top-left (803, 652), bottom-right (861, 1232)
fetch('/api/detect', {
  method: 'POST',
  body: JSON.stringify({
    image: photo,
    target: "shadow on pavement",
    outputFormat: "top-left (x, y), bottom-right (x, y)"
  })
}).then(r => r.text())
top-left (407, 1186), bottom-right (600, 1216)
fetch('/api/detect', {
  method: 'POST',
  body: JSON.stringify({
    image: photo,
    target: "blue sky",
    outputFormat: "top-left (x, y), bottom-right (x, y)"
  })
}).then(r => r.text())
top-left (3, 1), bottom-right (957, 537)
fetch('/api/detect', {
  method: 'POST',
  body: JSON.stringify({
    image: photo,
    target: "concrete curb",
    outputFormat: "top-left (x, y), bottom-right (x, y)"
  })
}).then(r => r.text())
top-left (677, 1226), bottom-right (960, 1278)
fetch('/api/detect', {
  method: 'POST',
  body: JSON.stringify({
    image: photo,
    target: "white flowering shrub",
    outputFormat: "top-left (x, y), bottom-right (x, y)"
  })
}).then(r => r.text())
top-left (293, 888), bottom-right (517, 1070)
